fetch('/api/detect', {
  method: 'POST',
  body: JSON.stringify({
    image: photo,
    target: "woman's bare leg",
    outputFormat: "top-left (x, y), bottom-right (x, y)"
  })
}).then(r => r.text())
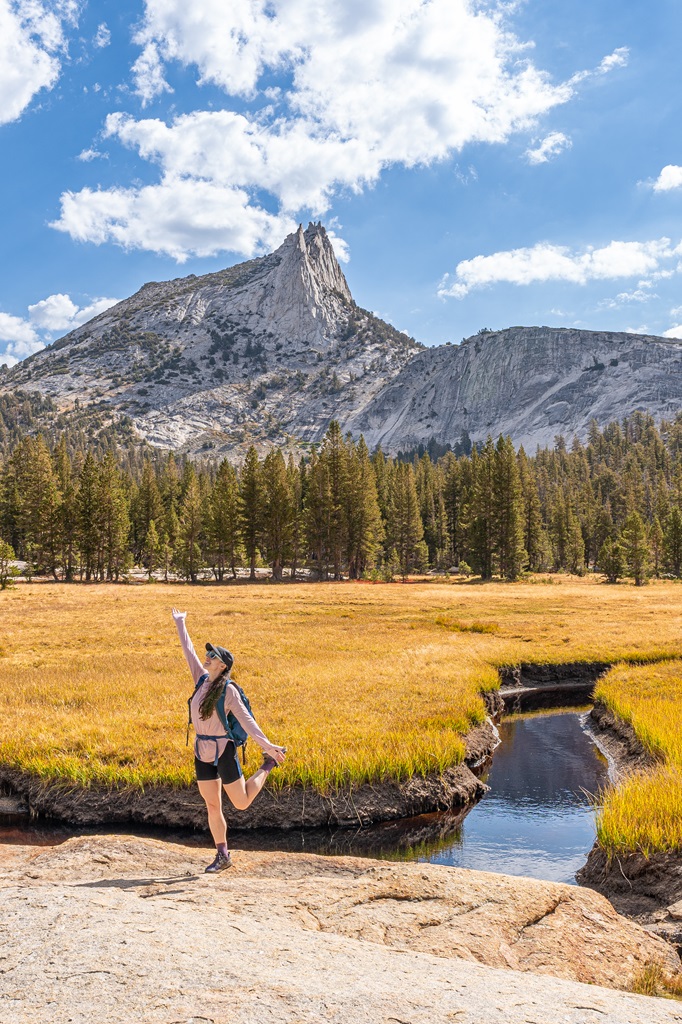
top-left (223, 767), bottom-right (270, 810)
top-left (197, 779), bottom-right (227, 845)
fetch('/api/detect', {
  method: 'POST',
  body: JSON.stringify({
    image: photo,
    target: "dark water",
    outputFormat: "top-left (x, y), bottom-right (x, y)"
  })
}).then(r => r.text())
top-left (0, 710), bottom-right (609, 884)
top-left (423, 710), bottom-right (610, 884)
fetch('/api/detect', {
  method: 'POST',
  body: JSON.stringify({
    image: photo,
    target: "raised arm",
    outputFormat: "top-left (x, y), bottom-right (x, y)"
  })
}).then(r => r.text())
top-left (172, 608), bottom-right (204, 685)
top-left (225, 683), bottom-right (282, 757)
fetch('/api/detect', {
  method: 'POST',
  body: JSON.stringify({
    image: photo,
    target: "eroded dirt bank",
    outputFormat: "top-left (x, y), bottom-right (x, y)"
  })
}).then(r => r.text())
top-left (578, 699), bottom-right (682, 947)
top-left (1, 834), bottom-right (680, 1024)
top-left (0, 722), bottom-right (495, 830)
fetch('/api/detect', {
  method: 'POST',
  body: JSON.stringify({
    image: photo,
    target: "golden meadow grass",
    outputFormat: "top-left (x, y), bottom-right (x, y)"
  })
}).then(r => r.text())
top-left (2, 577), bottom-right (682, 819)
top-left (596, 661), bottom-right (682, 856)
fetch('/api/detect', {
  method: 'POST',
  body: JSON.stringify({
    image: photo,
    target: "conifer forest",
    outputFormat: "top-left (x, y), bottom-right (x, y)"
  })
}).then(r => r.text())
top-left (2, 409), bottom-right (682, 587)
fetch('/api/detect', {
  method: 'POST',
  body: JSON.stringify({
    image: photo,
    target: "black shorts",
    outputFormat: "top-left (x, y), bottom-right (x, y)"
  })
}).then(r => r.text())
top-left (195, 741), bottom-right (243, 785)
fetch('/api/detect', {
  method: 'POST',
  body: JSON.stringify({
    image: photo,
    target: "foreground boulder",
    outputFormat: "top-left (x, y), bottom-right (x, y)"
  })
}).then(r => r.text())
top-left (0, 835), bottom-right (679, 1024)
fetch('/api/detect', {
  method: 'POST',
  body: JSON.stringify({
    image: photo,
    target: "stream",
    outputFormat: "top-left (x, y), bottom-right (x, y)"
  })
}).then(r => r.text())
top-left (0, 708), bottom-right (609, 885)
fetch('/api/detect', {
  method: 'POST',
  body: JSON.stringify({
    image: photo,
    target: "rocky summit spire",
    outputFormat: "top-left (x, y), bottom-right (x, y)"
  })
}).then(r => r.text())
top-left (253, 222), bottom-right (352, 347)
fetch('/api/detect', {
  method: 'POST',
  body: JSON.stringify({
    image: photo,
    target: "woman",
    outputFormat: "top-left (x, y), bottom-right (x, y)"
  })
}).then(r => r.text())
top-left (172, 607), bottom-right (286, 873)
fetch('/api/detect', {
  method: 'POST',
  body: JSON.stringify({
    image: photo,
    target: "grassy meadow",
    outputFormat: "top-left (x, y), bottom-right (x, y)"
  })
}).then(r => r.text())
top-left (2, 577), bottom-right (682, 806)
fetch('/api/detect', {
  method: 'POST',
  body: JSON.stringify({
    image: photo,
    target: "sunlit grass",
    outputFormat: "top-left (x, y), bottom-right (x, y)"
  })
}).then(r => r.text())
top-left (1, 578), bottom-right (682, 796)
top-left (596, 660), bottom-right (682, 855)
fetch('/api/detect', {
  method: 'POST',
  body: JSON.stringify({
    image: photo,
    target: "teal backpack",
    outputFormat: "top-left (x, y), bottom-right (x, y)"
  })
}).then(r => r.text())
top-left (187, 676), bottom-right (253, 764)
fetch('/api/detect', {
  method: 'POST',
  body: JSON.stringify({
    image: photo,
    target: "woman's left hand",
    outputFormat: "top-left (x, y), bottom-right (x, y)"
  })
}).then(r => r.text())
top-left (268, 745), bottom-right (287, 764)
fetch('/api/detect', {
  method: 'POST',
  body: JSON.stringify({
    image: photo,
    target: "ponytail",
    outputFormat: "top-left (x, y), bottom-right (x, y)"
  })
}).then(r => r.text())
top-left (199, 668), bottom-right (230, 720)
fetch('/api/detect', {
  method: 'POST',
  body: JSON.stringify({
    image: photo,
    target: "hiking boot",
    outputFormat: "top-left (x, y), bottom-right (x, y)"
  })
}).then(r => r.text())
top-left (261, 747), bottom-right (286, 772)
top-left (204, 850), bottom-right (232, 873)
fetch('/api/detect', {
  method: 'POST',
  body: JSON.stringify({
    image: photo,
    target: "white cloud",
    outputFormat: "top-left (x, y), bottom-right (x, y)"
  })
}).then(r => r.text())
top-left (600, 288), bottom-right (658, 309)
top-left (327, 231), bottom-right (350, 264)
top-left (94, 22), bottom-right (110, 48)
top-left (652, 165), bottom-right (682, 192)
top-left (597, 47), bottom-right (629, 74)
top-left (0, 292), bottom-right (120, 365)
top-left (0, 0), bottom-right (79, 126)
top-left (28, 292), bottom-right (119, 331)
top-left (439, 238), bottom-right (681, 298)
top-left (0, 311), bottom-right (41, 366)
top-left (525, 131), bottom-right (571, 165)
top-left (51, 180), bottom-right (295, 261)
top-left (662, 326), bottom-right (682, 339)
top-left (55, 0), bottom-right (617, 261)
top-left (132, 42), bottom-right (172, 105)
top-left (78, 147), bottom-right (107, 161)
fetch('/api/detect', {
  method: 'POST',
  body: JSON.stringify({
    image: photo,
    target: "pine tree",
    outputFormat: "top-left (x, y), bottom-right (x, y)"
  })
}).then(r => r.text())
top-left (54, 436), bottom-right (78, 581)
top-left (598, 537), bottom-right (624, 583)
top-left (388, 461), bottom-right (424, 580)
top-left (621, 511), bottom-right (651, 586)
top-left (305, 450), bottom-right (331, 579)
top-left (132, 460), bottom-right (163, 561)
top-left (517, 448), bottom-right (545, 571)
top-left (320, 421), bottom-right (348, 580)
top-left (77, 453), bottom-right (101, 581)
top-left (261, 448), bottom-right (292, 581)
top-left (469, 438), bottom-right (496, 579)
top-left (0, 537), bottom-right (17, 589)
top-left (345, 436), bottom-right (384, 578)
top-left (207, 459), bottom-right (241, 580)
top-left (650, 515), bottom-right (664, 577)
top-left (493, 436), bottom-right (527, 580)
top-left (240, 446), bottom-right (263, 580)
top-left (176, 468), bottom-right (204, 582)
top-left (664, 507), bottom-right (682, 577)
top-left (97, 451), bottom-right (131, 581)
top-left (287, 455), bottom-right (305, 581)
top-left (143, 519), bottom-right (161, 580)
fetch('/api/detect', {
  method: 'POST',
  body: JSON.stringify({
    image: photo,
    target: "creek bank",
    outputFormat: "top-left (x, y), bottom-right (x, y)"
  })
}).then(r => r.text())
top-left (0, 720), bottom-right (495, 830)
top-left (1, 833), bottom-right (680, 1024)
top-left (578, 699), bottom-right (682, 948)
top-left (498, 661), bottom-right (610, 712)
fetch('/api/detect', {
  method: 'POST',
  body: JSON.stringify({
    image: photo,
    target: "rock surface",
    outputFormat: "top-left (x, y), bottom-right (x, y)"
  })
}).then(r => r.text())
top-left (2, 223), bottom-right (682, 456)
top-left (1, 834), bottom-right (680, 1024)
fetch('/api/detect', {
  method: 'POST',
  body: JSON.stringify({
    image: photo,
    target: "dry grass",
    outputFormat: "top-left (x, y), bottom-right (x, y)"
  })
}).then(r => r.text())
top-left (596, 660), bottom-right (682, 855)
top-left (2, 577), bottom-right (682, 795)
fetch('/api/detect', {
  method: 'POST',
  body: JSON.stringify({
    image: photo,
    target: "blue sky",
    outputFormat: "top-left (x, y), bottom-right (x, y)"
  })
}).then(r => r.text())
top-left (1, 0), bottom-right (682, 365)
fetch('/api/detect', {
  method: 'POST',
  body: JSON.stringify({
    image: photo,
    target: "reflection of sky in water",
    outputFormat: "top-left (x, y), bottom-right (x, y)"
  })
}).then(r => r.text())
top-left (422, 711), bottom-right (610, 885)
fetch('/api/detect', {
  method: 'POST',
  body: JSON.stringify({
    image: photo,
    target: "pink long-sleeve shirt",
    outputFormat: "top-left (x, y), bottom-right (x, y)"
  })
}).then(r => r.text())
top-left (173, 613), bottom-right (277, 763)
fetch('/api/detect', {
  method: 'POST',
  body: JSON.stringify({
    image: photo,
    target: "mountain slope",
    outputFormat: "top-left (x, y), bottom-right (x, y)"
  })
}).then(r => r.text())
top-left (346, 326), bottom-right (682, 452)
top-left (1, 223), bottom-right (419, 454)
top-left (2, 226), bottom-right (682, 455)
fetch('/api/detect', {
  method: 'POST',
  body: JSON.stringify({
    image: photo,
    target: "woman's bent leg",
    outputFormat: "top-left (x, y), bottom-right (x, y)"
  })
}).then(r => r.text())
top-left (223, 766), bottom-right (269, 811)
top-left (197, 778), bottom-right (227, 845)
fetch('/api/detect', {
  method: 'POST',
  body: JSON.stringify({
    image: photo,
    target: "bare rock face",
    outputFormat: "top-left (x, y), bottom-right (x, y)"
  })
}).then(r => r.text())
top-left (346, 326), bottom-right (682, 453)
top-left (0, 834), bottom-right (680, 1024)
top-left (3, 228), bottom-right (682, 456)
top-left (1, 222), bottom-right (418, 456)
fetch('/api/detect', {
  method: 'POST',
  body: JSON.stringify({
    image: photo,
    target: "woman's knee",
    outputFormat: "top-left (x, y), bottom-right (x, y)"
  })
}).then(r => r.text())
top-left (224, 784), bottom-right (249, 810)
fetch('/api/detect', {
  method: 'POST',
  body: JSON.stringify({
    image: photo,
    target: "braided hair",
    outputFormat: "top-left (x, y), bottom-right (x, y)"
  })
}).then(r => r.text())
top-left (198, 667), bottom-right (231, 720)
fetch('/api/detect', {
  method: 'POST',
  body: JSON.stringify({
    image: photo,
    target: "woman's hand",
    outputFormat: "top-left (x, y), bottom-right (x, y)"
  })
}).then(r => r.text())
top-left (268, 745), bottom-right (287, 764)
top-left (171, 607), bottom-right (187, 620)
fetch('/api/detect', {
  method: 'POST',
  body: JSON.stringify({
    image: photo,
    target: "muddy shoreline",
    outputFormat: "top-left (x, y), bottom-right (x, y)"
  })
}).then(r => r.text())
top-left (0, 721), bottom-right (495, 831)
top-left (0, 664), bottom-right (624, 833)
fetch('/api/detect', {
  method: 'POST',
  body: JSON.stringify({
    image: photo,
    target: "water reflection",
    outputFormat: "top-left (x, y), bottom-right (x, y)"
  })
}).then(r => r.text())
top-left (424, 710), bottom-right (609, 883)
top-left (0, 711), bottom-right (608, 884)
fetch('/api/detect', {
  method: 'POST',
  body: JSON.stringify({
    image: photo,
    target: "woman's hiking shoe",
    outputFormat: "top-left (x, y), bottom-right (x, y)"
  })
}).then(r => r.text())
top-left (261, 749), bottom-right (286, 772)
top-left (205, 850), bottom-right (232, 873)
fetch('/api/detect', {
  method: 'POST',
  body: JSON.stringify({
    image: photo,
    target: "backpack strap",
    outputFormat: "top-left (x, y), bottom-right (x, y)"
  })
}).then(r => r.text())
top-left (186, 673), bottom-right (208, 746)
top-left (216, 681), bottom-right (249, 765)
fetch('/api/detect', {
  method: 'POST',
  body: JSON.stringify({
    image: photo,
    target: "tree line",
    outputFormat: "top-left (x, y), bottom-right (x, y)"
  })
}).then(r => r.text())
top-left (2, 411), bottom-right (682, 587)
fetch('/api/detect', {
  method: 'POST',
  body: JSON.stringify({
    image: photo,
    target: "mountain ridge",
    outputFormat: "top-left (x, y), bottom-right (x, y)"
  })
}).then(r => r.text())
top-left (2, 224), bottom-right (682, 455)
